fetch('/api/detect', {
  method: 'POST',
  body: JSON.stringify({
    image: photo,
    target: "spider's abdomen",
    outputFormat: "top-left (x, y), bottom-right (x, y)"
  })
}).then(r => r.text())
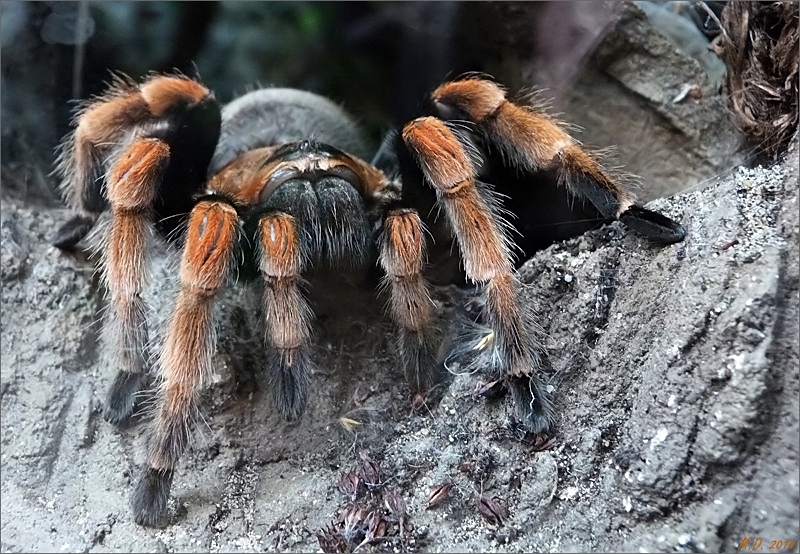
top-left (209, 88), bottom-right (368, 177)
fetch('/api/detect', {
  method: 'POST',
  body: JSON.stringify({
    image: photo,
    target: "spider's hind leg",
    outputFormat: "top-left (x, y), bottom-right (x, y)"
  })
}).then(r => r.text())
top-left (54, 75), bottom-right (221, 424)
top-left (430, 77), bottom-right (686, 244)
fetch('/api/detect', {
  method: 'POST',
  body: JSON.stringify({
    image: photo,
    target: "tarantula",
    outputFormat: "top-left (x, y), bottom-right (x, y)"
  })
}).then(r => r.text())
top-left (53, 72), bottom-right (685, 526)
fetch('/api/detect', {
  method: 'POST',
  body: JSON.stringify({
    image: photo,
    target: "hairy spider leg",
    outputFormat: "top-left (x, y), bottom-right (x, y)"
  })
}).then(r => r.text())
top-left (102, 137), bottom-right (168, 423)
top-left (256, 212), bottom-right (314, 420)
top-left (430, 78), bottom-right (686, 243)
top-left (132, 199), bottom-right (240, 527)
top-left (53, 74), bottom-right (219, 248)
top-left (54, 78), bottom-right (154, 248)
top-left (53, 75), bottom-right (221, 426)
top-left (378, 209), bottom-right (440, 395)
top-left (401, 116), bottom-right (555, 434)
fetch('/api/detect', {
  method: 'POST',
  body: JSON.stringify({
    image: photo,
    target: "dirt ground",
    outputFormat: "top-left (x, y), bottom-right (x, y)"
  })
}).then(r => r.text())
top-left (2, 119), bottom-right (798, 553)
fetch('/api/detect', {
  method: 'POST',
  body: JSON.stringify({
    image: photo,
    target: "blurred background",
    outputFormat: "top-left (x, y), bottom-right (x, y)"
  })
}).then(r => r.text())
top-left (2, 1), bottom-right (741, 210)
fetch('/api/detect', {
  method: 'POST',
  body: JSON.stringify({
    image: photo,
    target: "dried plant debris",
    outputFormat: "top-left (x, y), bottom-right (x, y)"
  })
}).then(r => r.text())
top-left (338, 469), bottom-right (365, 502)
top-left (357, 451), bottom-right (383, 489)
top-left (337, 451), bottom-right (384, 502)
top-left (472, 378), bottom-right (507, 401)
top-left (317, 500), bottom-right (408, 553)
top-left (476, 495), bottom-right (509, 527)
top-left (341, 504), bottom-right (388, 548)
top-left (318, 503), bottom-right (391, 553)
top-left (712, 1), bottom-right (799, 159)
top-left (425, 482), bottom-right (454, 510)
top-left (320, 455), bottom-right (413, 552)
top-left (318, 525), bottom-right (351, 554)
top-left (384, 489), bottom-right (407, 528)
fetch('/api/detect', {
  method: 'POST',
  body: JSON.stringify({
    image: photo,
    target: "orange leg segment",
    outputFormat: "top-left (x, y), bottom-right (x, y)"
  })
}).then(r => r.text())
top-left (256, 212), bottom-right (313, 420)
top-left (379, 209), bottom-right (439, 393)
top-left (431, 78), bottom-right (635, 217)
top-left (132, 199), bottom-right (239, 527)
top-left (101, 138), bottom-right (170, 423)
top-left (429, 78), bottom-right (685, 243)
top-left (402, 116), bottom-right (554, 433)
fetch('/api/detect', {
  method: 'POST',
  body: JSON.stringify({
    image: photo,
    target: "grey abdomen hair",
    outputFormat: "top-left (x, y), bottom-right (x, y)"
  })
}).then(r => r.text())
top-left (208, 88), bottom-right (368, 176)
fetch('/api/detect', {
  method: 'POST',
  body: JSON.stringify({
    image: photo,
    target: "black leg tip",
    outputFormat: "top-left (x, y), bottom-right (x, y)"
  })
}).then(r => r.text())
top-left (398, 327), bottom-right (444, 395)
top-left (132, 468), bottom-right (173, 528)
top-left (103, 371), bottom-right (148, 424)
top-left (619, 205), bottom-right (686, 244)
top-left (52, 215), bottom-right (96, 250)
top-left (268, 350), bottom-right (311, 421)
top-left (507, 374), bottom-right (556, 436)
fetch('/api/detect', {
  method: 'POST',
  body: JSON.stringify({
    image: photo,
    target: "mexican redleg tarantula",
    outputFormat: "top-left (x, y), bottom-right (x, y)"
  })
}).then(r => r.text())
top-left (54, 72), bottom-right (685, 526)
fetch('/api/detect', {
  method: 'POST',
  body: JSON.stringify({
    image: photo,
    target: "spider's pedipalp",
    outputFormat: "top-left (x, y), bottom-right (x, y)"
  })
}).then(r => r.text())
top-left (256, 211), bottom-right (313, 420)
top-left (211, 140), bottom-right (377, 421)
top-left (400, 116), bottom-right (554, 433)
top-left (132, 198), bottom-right (240, 527)
top-left (379, 209), bottom-right (440, 393)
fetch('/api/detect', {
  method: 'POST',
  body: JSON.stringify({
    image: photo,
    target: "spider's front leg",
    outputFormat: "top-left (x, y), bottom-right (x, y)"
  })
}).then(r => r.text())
top-left (132, 198), bottom-right (239, 527)
top-left (102, 137), bottom-right (169, 423)
top-left (402, 118), bottom-right (555, 434)
top-left (54, 75), bottom-right (221, 424)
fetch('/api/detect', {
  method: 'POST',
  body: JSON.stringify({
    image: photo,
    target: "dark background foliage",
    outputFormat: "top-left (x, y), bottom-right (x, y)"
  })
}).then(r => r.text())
top-left (3, 1), bottom-right (742, 209)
